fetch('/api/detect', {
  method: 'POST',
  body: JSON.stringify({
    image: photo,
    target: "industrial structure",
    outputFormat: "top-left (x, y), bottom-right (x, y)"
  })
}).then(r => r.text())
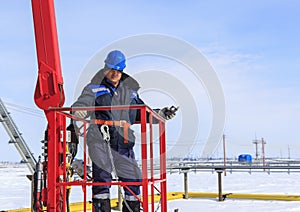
top-left (0, 98), bottom-right (36, 174)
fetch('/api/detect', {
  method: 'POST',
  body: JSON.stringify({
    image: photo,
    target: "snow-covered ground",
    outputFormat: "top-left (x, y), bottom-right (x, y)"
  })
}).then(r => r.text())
top-left (1, 165), bottom-right (300, 211)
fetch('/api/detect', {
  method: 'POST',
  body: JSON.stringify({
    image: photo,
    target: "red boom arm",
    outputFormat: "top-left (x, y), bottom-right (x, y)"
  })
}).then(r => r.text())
top-left (31, 0), bottom-right (65, 111)
top-left (31, 1), bottom-right (65, 211)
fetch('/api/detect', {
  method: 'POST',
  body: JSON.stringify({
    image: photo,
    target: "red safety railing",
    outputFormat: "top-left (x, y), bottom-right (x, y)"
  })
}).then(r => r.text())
top-left (45, 105), bottom-right (167, 212)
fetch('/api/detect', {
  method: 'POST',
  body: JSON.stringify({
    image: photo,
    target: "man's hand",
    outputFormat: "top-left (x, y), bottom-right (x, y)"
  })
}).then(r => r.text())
top-left (158, 106), bottom-right (179, 120)
top-left (73, 110), bottom-right (87, 119)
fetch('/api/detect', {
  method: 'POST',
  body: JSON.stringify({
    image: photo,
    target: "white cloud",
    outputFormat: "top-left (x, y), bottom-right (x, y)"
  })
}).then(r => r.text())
top-left (202, 47), bottom-right (300, 158)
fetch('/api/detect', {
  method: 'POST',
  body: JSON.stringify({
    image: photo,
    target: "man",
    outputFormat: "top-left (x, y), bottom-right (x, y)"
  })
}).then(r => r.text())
top-left (71, 50), bottom-right (177, 212)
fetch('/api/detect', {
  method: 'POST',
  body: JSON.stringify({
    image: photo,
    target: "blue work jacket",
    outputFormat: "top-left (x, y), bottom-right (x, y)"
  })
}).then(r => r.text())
top-left (72, 69), bottom-right (145, 148)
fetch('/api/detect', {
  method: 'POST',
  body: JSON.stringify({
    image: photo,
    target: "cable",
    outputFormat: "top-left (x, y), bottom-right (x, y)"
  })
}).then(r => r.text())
top-left (100, 125), bottom-right (134, 212)
top-left (3, 101), bottom-right (44, 118)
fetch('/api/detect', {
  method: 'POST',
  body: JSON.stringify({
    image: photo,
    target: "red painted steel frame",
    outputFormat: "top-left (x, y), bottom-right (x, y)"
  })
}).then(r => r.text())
top-left (45, 105), bottom-right (167, 212)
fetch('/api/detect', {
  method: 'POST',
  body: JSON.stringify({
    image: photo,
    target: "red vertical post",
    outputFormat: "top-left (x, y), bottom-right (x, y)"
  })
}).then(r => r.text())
top-left (159, 120), bottom-right (167, 212)
top-left (140, 106), bottom-right (148, 212)
top-left (83, 122), bottom-right (87, 212)
top-left (149, 114), bottom-right (155, 212)
top-left (46, 110), bottom-right (66, 212)
top-left (61, 112), bottom-right (67, 212)
top-left (46, 110), bottom-right (58, 211)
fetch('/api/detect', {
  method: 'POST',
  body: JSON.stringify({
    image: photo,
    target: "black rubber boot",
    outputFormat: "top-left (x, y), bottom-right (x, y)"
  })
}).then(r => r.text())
top-left (93, 198), bottom-right (111, 212)
top-left (122, 200), bottom-right (140, 212)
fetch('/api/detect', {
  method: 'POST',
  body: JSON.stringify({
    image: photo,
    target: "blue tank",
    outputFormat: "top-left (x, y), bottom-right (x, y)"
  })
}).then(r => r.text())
top-left (238, 154), bottom-right (252, 163)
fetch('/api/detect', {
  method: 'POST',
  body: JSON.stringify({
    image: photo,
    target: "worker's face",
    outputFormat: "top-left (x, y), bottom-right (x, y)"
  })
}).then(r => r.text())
top-left (105, 69), bottom-right (122, 87)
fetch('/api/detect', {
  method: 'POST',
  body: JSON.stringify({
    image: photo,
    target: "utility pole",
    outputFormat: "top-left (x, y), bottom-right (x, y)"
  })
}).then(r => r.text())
top-left (288, 145), bottom-right (291, 159)
top-left (252, 137), bottom-right (260, 160)
top-left (261, 138), bottom-right (266, 170)
top-left (222, 134), bottom-right (226, 176)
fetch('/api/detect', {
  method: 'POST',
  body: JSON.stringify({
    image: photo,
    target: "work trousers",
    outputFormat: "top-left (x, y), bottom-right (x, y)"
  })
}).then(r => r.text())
top-left (89, 139), bottom-right (142, 200)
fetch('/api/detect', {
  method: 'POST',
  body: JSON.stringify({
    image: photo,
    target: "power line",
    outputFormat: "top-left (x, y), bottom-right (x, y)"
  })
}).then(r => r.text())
top-left (3, 101), bottom-right (44, 118)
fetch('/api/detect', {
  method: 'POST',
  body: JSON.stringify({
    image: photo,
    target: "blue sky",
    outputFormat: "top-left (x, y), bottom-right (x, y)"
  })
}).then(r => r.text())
top-left (0, 1), bottom-right (300, 161)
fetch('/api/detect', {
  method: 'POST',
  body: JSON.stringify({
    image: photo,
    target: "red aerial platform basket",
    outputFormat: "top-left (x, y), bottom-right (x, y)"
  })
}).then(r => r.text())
top-left (45, 105), bottom-right (167, 212)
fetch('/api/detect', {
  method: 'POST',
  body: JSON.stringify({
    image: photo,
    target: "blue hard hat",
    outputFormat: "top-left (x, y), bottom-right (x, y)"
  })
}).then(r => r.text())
top-left (104, 50), bottom-right (126, 71)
